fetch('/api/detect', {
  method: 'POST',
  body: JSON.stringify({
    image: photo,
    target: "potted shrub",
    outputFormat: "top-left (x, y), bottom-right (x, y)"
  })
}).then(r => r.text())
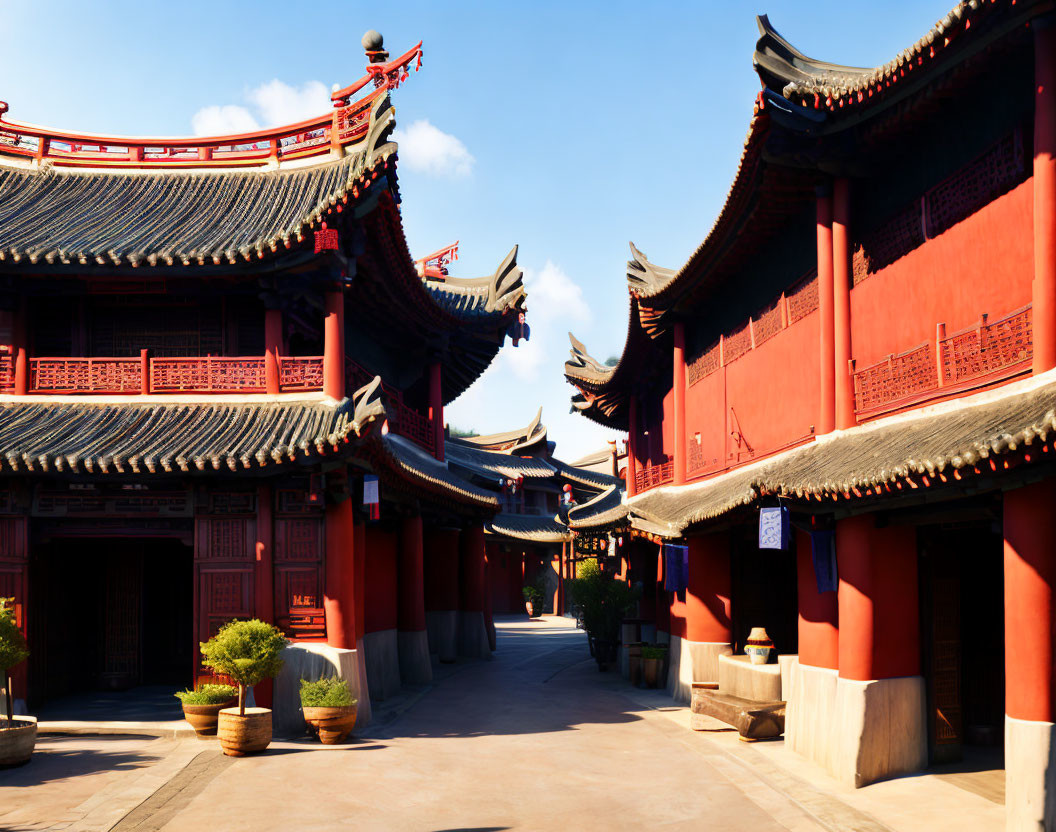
top-left (199, 619), bottom-right (288, 757)
top-left (300, 677), bottom-right (358, 744)
top-left (174, 684), bottom-right (238, 737)
top-left (0, 597), bottom-right (33, 767)
top-left (568, 561), bottom-right (639, 671)
top-left (522, 582), bottom-right (545, 618)
top-left (641, 645), bottom-right (668, 689)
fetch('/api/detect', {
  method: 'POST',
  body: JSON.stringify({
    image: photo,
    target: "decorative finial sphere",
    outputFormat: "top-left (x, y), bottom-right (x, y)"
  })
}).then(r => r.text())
top-left (361, 30), bottom-right (384, 52)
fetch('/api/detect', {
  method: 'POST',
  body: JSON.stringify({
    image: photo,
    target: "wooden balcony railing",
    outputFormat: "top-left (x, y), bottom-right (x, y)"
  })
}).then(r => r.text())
top-left (345, 354), bottom-right (436, 456)
top-left (0, 42), bottom-right (422, 170)
top-left (635, 460), bottom-right (674, 492)
top-left (851, 304), bottom-right (1033, 417)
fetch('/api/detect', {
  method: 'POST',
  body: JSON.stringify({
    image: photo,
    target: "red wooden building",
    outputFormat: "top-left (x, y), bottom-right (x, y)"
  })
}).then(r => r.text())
top-left (566, 3), bottom-right (1056, 827)
top-left (0, 32), bottom-right (528, 722)
top-left (444, 411), bottom-right (621, 618)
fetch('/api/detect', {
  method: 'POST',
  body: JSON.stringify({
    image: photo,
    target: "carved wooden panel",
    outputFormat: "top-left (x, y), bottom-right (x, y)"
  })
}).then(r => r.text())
top-left (207, 491), bottom-right (257, 516)
top-left (195, 517), bottom-right (255, 562)
top-left (275, 517), bottom-right (322, 561)
top-left (198, 568), bottom-right (254, 644)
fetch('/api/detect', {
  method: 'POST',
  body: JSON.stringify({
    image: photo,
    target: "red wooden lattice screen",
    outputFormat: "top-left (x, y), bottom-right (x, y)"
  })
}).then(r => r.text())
top-left (151, 357), bottom-right (267, 393)
top-left (278, 356), bottom-right (324, 391)
top-left (786, 273), bottom-right (819, 323)
top-left (274, 508), bottom-right (326, 641)
top-left (31, 357), bottom-right (140, 393)
top-left (851, 305), bottom-right (1033, 416)
top-left (939, 306), bottom-right (1032, 387)
top-left (635, 460), bottom-right (674, 492)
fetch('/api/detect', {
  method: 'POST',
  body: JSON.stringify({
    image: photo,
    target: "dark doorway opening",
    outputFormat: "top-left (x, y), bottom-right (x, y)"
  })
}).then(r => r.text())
top-left (731, 528), bottom-right (798, 656)
top-left (29, 537), bottom-right (193, 706)
top-left (919, 520), bottom-right (1005, 772)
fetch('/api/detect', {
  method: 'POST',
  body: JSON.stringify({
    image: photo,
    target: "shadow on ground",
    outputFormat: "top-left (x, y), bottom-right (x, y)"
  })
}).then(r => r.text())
top-left (0, 735), bottom-right (161, 786)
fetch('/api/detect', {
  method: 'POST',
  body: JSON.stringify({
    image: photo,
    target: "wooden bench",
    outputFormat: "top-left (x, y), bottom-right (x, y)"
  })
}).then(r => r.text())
top-left (691, 687), bottom-right (786, 740)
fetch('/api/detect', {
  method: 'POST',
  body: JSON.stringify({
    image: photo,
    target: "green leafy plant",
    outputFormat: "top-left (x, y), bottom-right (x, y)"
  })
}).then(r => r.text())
top-left (0, 597), bottom-right (28, 728)
top-left (174, 684), bottom-right (237, 706)
top-left (641, 646), bottom-right (668, 660)
top-left (522, 583), bottom-right (545, 606)
top-left (567, 560), bottom-right (640, 645)
top-left (299, 677), bottom-right (356, 708)
top-left (199, 619), bottom-right (288, 716)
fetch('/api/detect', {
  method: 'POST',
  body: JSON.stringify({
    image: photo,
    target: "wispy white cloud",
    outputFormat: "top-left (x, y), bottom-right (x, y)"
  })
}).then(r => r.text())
top-left (191, 79), bottom-right (331, 136)
top-left (498, 260), bottom-right (590, 383)
top-left (392, 119), bottom-right (475, 178)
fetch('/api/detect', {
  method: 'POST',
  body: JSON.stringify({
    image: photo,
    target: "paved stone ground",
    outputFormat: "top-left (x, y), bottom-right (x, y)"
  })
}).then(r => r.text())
top-left (1, 617), bottom-right (866, 831)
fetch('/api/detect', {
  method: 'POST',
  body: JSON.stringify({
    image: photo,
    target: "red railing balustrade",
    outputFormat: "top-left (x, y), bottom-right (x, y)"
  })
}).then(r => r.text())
top-left (635, 460), bottom-right (674, 492)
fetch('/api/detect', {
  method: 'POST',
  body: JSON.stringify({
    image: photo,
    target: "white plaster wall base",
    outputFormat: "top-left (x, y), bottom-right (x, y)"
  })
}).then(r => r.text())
top-left (832, 675), bottom-right (926, 787)
top-left (785, 659), bottom-right (839, 775)
top-left (272, 642), bottom-right (371, 734)
top-left (670, 639), bottom-right (733, 703)
top-left (1005, 715), bottom-right (1056, 831)
top-left (363, 628), bottom-right (401, 701)
top-left (397, 629), bottom-right (433, 685)
top-left (641, 623), bottom-right (657, 644)
top-left (620, 622), bottom-right (637, 679)
top-left (457, 610), bottom-right (491, 659)
top-left (426, 610), bottom-right (458, 663)
top-left (718, 654), bottom-right (782, 701)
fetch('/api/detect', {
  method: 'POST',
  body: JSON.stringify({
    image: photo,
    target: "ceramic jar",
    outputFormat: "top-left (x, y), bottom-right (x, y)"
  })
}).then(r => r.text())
top-left (744, 627), bottom-right (774, 665)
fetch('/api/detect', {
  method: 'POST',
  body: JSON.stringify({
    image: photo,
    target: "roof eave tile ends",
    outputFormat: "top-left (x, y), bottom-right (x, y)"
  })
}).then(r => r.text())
top-left (626, 373), bottom-right (1056, 535)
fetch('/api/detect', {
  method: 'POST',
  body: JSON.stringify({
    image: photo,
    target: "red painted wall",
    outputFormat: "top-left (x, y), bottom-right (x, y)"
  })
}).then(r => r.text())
top-left (486, 542), bottom-right (524, 614)
top-left (424, 527), bottom-right (460, 612)
top-left (364, 526), bottom-right (397, 633)
top-left (795, 529), bottom-right (838, 670)
top-left (685, 533), bottom-right (732, 643)
top-left (850, 181), bottom-right (1033, 369)
top-left (684, 311), bottom-right (819, 481)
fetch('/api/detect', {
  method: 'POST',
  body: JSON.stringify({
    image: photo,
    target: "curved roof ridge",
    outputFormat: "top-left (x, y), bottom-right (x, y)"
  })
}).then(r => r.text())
top-left (424, 245), bottom-right (525, 317)
top-left (626, 241), bottom-right (676, 296)
top-left (454, 405), bottom-right (546, 451)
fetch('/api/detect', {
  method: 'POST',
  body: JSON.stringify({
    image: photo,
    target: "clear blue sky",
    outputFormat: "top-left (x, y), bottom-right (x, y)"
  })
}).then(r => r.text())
top-left (0, 0), bottom-right (953, 459)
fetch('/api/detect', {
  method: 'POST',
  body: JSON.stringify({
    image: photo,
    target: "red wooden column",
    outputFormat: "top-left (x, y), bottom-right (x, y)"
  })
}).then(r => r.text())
top-left (1004, 481), bottom-right (1056, 724)
top-left (816, 187), bottom-right (835, 434)
top-left (425, 526), bottom-right (461, 662)
top-left (264, 308), bottom-right (283, 395)
top-left (1004, 479), bottom-right (1056, 828)
top-left (673, 321), bottom-right (688, 485)
top-left (323, 492), bottom-right (356, 650)
top-left (626, 397), bottom-right (639, 497)
top-left (458, 525), bottom-right (489, 658)
top-left (833, 178), bottom-right (855, 430)
top-left (396, 516), bottom-right (431, 696)
top-left (685, 534), bottom-right (732, 684)
top-left (428, 361), bottom-right (444, 461)
top-left (795, 528), bottom-right (838, 669)
top-left (353, 517), bottom-right (366, 648)
top-left (1036, 19), bottom-right (1056, 373)
top-left (323, 288), bottom-right (345, 400)
top-left (836, 515), bottom-right (919, 681)
top-left (254, 484), bottom-right (275, 625)
top-left (12, 296), bottom-right (26, 396)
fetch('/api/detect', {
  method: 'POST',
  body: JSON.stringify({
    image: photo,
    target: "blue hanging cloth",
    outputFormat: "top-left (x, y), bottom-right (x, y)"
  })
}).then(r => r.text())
top-left (663, 544), bottom-right (689, 592)
top-left (810, 530), bottom-right (838, 593)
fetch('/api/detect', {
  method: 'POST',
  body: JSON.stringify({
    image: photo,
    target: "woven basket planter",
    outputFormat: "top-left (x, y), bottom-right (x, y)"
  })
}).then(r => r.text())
top-left (182, 699), bottom-right (237, 738)
top-left (217, 708), bottom-right (272, 757)
top-left (0, 717), bottom-right (37, 767)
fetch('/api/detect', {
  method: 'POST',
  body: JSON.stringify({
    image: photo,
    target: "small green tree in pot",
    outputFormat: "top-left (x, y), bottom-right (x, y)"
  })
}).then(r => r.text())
top-left (567, 561), bottom-right (639, 671)
top-left (0, 597), bottom-right (34, 766)
top-left (522, 582), bottom-right (545, 618)
top-left (200, 619), bottom-right (288, 757)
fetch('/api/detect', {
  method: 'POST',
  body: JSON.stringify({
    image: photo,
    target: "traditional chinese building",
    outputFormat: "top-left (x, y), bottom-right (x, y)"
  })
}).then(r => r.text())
top-left (566, 3), bottom-right (1056, 827)
top-left (443, 410), bottom-right (620, 618)
top-left (0, 32), bottom-right (528, 723)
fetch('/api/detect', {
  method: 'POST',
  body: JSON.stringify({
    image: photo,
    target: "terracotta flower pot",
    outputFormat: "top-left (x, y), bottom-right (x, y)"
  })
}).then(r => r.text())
top-left (745, 627), bottom-right (775, 665)
top-left (217, 707), bottom-right (272, 757)
top-left (628, 643), bottom-right (643, 687)
top-left (182, 699), bottom-right (237, 737)
top-left (0, 717), bottom-right (37, 767)
top-left (526, 601), bottom-right (539, 618)
top-left (303, 705), bottom-right (358, 744)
